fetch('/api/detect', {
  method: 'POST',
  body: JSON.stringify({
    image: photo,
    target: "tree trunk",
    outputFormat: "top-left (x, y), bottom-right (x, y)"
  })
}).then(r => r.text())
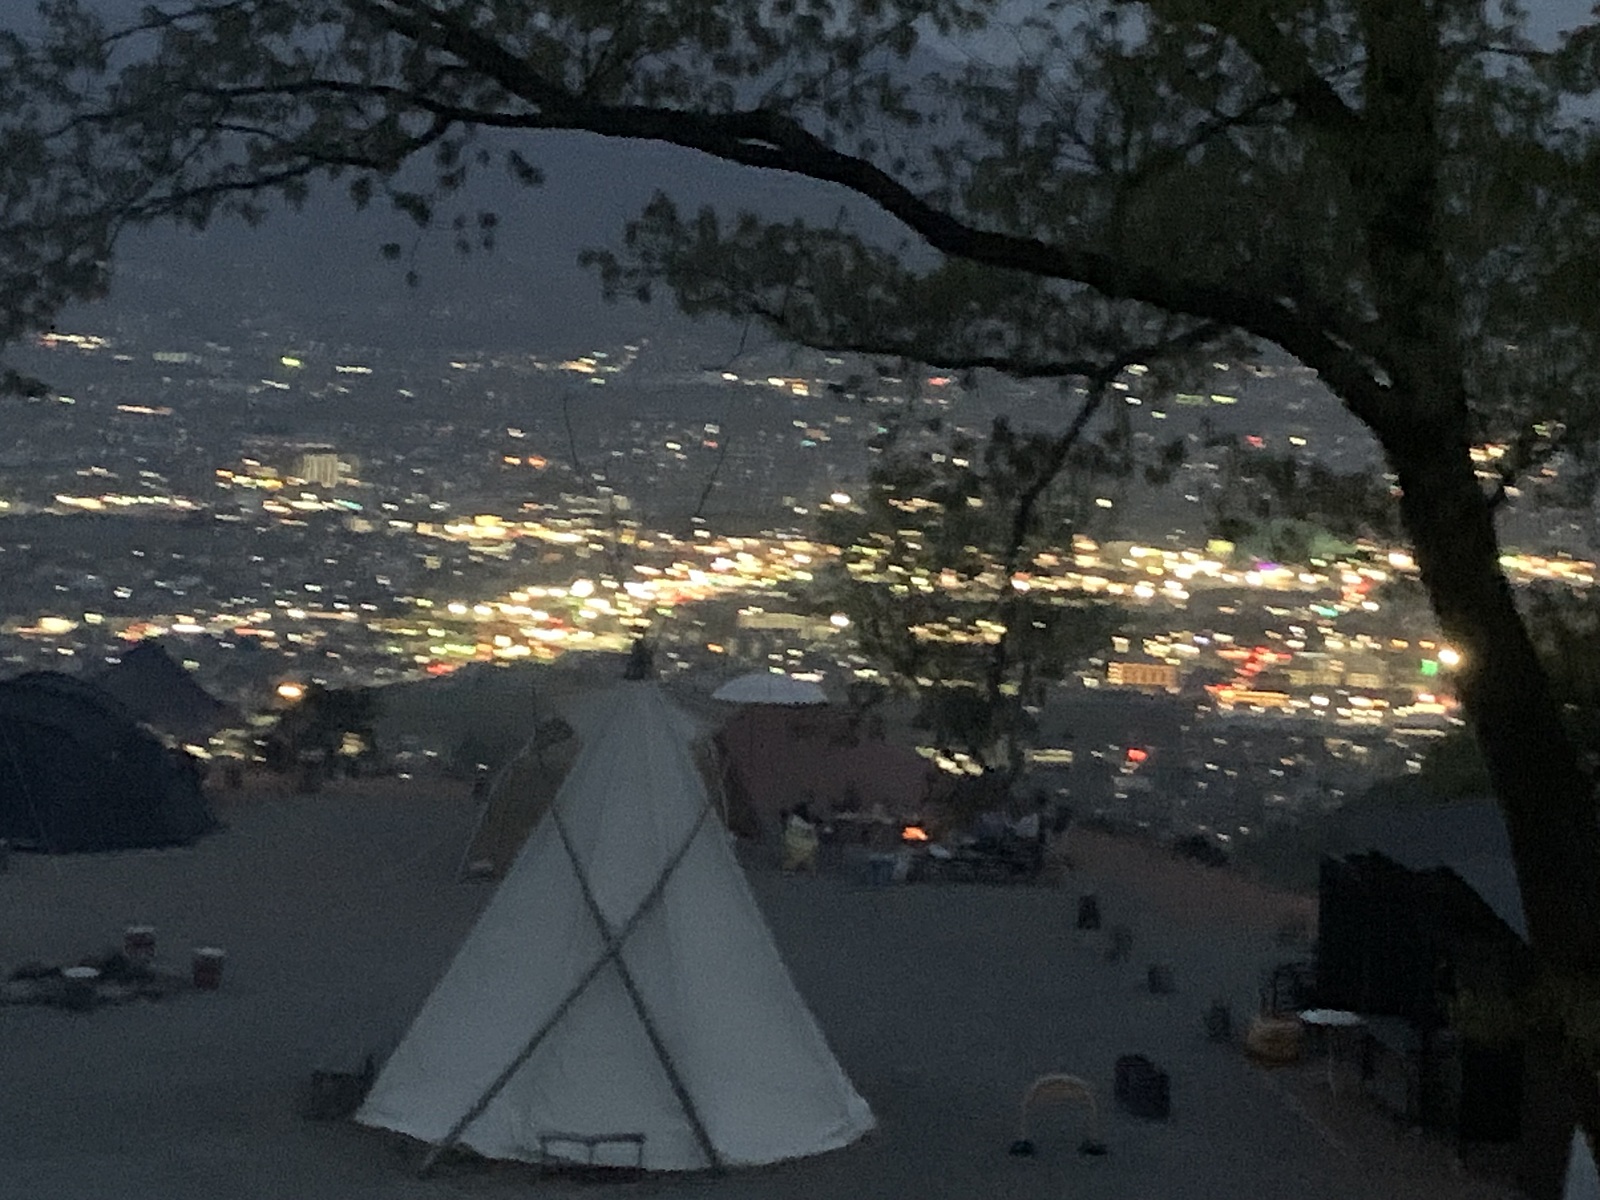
top-left (1388, 431), bottom-right (1600, 973)
top-left (1387, 423), bottom-right (1600, 1195)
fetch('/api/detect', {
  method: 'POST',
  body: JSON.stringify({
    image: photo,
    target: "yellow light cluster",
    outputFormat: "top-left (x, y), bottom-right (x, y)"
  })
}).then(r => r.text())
top-left (54, 494), bottom-right (197, 511)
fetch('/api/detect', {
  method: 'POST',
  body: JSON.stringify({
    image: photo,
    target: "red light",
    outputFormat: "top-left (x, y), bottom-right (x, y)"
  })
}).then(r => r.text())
top-left (1126, 747), bottom-right (1149, 764)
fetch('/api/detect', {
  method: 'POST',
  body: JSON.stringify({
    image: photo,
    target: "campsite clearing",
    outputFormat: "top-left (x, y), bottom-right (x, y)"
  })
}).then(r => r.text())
top-left (0, 769), bottom-right (1514, 1199)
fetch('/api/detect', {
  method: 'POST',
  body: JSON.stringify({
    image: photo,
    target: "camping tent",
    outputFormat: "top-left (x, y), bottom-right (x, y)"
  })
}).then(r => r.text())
top-left (0, 672), bottom-right (217, 852)
top-left (357, 683), bottom-right (874, 1171)
top-left (92, 639), bottom-right (240, 745)
top-left (1569, 1130), bottom-right (1600, 1200)
top-left (714, 704), bottom-right (947, 839)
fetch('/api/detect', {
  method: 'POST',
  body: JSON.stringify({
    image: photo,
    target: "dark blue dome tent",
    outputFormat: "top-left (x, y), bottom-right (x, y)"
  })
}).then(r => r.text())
top-left (0, 672), bottom-right (217, 853)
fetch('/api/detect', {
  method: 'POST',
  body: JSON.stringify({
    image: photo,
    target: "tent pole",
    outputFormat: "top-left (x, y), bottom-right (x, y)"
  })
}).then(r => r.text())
top-left (418, 795), bottom-right (718, 1176)
top-left (550, 804), bottom-right (726, 1173)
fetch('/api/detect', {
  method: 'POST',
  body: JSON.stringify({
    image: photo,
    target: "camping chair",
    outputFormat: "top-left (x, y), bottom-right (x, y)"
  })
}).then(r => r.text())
top-left (1008, 1073), bottom-right (1108, 1157)
top-left (1260, 961), bottom-right (1316, 1016)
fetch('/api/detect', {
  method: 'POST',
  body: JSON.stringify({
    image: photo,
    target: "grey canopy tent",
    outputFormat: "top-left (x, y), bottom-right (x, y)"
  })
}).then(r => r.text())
top-left (0, 672), bottom-right (216, 853)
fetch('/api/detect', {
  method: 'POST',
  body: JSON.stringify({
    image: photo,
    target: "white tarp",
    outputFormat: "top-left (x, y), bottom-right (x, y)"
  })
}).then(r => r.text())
top-left (711, 672), bottom-right (828, 706)
top-left (357, 683), bottom-right (873, 1170)
top-left (1568, 1130), bottom-right (1600, 1200)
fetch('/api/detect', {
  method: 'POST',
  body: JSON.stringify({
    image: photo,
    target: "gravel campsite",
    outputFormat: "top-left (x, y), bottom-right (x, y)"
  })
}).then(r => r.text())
top-left (1, 767), bottom-right (1518, 1200)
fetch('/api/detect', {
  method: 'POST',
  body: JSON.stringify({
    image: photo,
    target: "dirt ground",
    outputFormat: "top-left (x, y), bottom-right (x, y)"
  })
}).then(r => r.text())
top-left (0, 778), bottom-right (1517, 1200)
top-left (1062, 826), bottom-right (1319, 934)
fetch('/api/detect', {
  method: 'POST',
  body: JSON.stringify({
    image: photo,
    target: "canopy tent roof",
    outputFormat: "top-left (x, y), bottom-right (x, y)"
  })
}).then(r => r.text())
top-left (711, 672), bottom-right (828, 706)
top-left (358, 683), bottom-right (873, 1171)
top-left (0, 671), bottom-right (216, 853)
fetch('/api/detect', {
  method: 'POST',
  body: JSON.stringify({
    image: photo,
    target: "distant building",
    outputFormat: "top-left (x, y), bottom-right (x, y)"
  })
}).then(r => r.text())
top-left (1106, 660), bottom-right (1179, 691)
top-left (294, 449), bottom-right (341, 489)
top-left (1287, 658), bottom-right (1344, 687)
top-left (1214, 687), bottom-right (1292, 710)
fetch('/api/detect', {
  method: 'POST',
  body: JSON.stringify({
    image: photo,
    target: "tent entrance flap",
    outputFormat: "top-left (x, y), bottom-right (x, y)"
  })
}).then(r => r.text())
top-left (419, 791), bottom-right (719, 1175)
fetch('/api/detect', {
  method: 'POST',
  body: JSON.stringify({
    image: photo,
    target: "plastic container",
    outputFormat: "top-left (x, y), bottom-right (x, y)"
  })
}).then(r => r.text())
top-left (192, 947), bottom-right (226, 991)
top-left (1076, 894), bottom-right (1102, 930)
top-left (61, 966), bottom-right (100, 1011)
top-left (124, 925), bottom-right (156, 962)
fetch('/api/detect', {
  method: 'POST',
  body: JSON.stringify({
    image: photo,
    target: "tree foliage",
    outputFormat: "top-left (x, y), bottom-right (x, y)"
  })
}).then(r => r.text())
top-left (264, 682), bottom-right (382, 776)
top-left (0, 1), bottom-right (1596, 422)
top-left (9, 0), bottom-right (1600, 1164)
top-left (816, 407), bottom-right (1123, 782)
top-left (1206, 444), bottom-right (1403, 551)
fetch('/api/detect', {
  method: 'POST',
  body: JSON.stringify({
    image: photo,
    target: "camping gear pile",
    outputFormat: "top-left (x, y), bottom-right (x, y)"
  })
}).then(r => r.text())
top-left (357, 683), bottom-right (874, 1174)
top-left (909, 838), bottom-right (1044, 884)
top-left (4, 949), bottom-right (191, 1010)
top-left (3, 955), bottom-right (178, 1010)
top-left (1, 921), bottom-right (227, 1011)
top-left (904, 811), bottom-right (1050, 885)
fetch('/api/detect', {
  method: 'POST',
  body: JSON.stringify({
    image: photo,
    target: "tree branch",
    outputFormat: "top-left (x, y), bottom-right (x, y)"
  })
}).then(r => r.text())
top-left (743, 299), bottom-right (1159, 381)
top-left (1211, 6), bottom-right (1363, 140)
top-left (1000, 320), bottom-right (1228, 574)
top-left (351, 1), bottom-right (1391, 422)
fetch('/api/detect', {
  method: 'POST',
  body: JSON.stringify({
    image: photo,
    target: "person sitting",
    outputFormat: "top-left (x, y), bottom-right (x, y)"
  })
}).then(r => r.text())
top-left (782, 807), bottom-right (820, 874)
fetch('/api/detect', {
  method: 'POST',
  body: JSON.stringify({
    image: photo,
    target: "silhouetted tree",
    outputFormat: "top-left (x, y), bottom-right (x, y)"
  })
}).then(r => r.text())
top-left (7, 2), bottom-right (1600, 1176)
top-left (816, 410), bottom-right (1122, 795)
top-left (265, 684), bottom-right (381, 782)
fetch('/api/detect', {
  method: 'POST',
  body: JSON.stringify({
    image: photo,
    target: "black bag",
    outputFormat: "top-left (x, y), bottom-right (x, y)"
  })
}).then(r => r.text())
top-left (1077, 894), bottom-right (1102, 931)
top-left (1114, 1054), bottom-right (1171, 1119)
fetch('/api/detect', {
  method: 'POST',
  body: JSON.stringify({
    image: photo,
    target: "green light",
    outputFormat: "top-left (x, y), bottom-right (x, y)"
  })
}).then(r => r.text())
top-left (1420, 659), bottom-right (1439, 677)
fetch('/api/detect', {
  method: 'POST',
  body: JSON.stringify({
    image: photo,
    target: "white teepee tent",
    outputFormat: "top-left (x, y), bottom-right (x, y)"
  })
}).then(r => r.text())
top-left (1568, 1129), bottom-right (1600, 1200)
top-left (357, 683), bottom-right (874, 1172)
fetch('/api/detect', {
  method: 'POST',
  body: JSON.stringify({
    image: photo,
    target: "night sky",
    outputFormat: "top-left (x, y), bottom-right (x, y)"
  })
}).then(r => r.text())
top-left (2, 1), bottom-right (1595, 354)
